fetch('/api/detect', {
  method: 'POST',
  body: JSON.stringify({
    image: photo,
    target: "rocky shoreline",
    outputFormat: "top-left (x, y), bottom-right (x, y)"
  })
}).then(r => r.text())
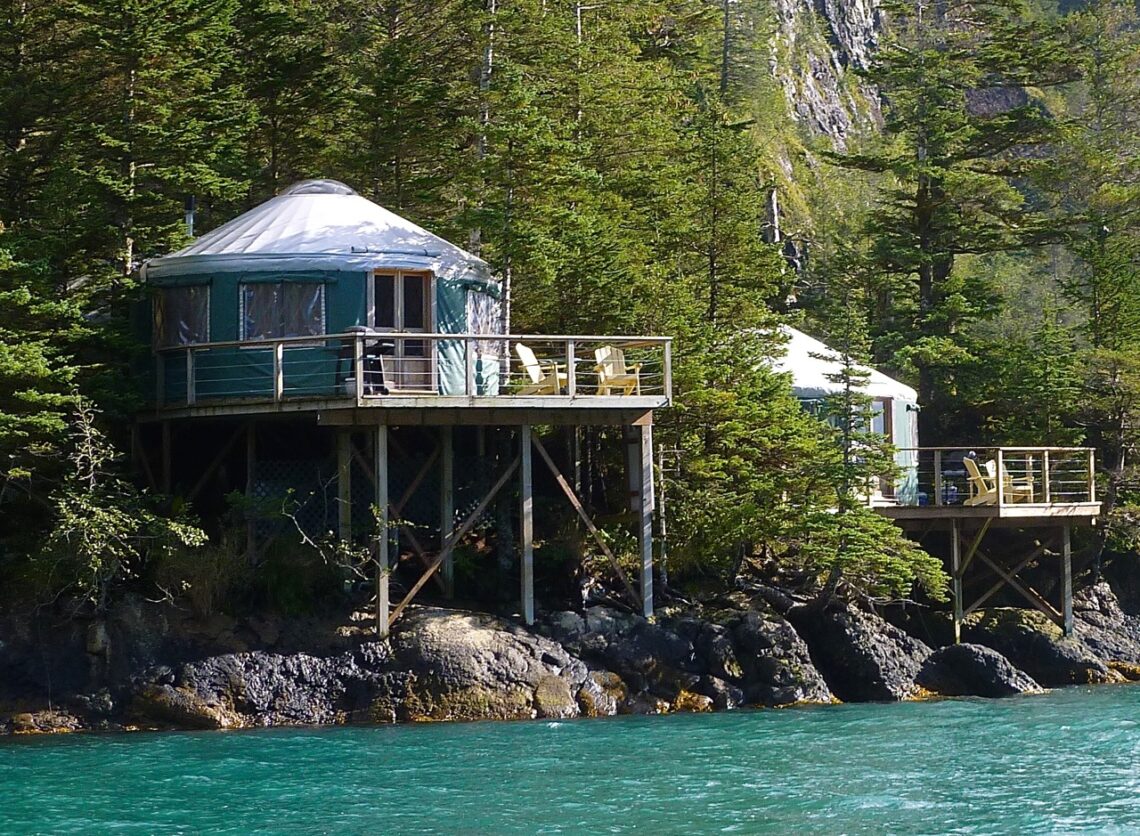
top-left (4, 582), bottom-right (1140, 735)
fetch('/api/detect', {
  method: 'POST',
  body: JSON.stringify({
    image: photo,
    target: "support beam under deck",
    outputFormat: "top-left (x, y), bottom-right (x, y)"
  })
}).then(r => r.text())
top-left (520, 425), bottom-right (534, 625)
top-left (375, 425), bottom-right (389, 638)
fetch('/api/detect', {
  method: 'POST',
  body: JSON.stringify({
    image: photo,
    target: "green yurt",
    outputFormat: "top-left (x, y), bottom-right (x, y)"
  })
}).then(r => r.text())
top-left (142, 179), bottom-right (503, 401)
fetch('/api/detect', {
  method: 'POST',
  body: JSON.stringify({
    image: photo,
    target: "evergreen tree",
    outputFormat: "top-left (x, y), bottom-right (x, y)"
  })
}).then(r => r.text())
top-left (835, 0), bottom-right (1079, 442)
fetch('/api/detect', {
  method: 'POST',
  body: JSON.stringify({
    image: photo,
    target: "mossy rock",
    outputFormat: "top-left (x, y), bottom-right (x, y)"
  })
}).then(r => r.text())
top-left (963, 608), bottom-right (1064, 640)
top-left (135, 685), bottom-right (242, 730)
top-left (1107, 661), bottom-right (1140, 681)
top-left (395, 674), bottom-right (535, 722)
top-left (577, 671), bottom-right (627, 718)
top-left (534, 675), bottom-right (578, 719)
top-left (672, 690), bottom-right (713, 713)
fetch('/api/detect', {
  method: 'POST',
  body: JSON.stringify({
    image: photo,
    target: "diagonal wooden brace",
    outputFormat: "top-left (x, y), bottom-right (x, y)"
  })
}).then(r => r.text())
top-left (976, 549), bottom-right (1062, 621)
top-left (387, 454), bottom-right (521, 629)
top-left (353, 443), bottom-right (445, 590)
top-left (531, 435), bottom-right (642, 611)
top-left (964, 541), bottom-right (1050, 616)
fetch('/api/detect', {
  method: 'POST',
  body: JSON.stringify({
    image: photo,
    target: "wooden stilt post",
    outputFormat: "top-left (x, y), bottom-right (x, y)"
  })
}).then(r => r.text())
top-left (337, 430), bottom-right (352, 542)
top-left (376, 424), bottom-right (389, 638)
top-left (520, 425), bottom-right (535, 625)
top-left (638, 421), bottom-right (654, 618)
top-left (951, 519), bottom-right (962, 645)
top-left (440, 426), bottom-right (455, 598)
top-left (1061, 524), bottom-right (1073, 636)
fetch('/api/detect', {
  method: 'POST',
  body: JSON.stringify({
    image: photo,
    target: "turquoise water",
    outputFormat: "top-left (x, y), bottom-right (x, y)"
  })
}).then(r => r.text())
top-left (3, 686), bottom-right (1140, 834)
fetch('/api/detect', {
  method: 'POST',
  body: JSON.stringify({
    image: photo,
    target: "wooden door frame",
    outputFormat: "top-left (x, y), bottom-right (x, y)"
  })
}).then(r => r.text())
top-left (367, 269), bottom-right (436, 390)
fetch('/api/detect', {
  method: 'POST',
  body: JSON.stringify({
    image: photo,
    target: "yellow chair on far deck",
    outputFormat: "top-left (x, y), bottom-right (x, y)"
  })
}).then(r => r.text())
top-left (964, 456), bottom-right (1033, 505)
top-left (515, 343), bottom-right (567, 395)
top-left (594, 346), bottom-right (642, 396)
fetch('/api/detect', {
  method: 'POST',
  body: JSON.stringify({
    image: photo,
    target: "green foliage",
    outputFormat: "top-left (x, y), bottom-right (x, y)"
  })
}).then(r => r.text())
top-left (35, 398), bottom-right (206, 612)
top-left (797, 506), bottom-right (947, 603)
top-left (831, 0), bottom-right (1079, 441)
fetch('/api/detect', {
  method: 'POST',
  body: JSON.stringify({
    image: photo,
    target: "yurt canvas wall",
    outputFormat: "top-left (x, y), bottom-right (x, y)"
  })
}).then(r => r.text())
top-left (772, 325), bottom-right (920, 503)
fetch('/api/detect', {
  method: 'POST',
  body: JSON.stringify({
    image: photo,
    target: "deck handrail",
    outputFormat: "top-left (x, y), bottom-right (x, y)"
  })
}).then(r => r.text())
top-left (154, 332), bottom-right (673, 354)
top-left (152, 331), bottom-right (673, 408)
top-left (875, 446), bottom-right (1097, 510)
top-left (893, 446), bottom-right (1096, 454)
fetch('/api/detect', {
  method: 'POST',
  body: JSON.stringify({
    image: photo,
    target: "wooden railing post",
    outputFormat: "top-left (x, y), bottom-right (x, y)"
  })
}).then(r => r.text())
top-left (566, 339), bottom-right (576, 397)
top-left (185, 348), bottom-right (196, 406)
top-left (353, 335), bottom-right (364, 405)
top-left (996, 448), bottom-right (1005, 507)
top-left (934, 450), bottom-right (943, 506)
top-left (1088, 448), bottom-right (1096, 503)
top-left (465, 335), bottom-right (476, 396)
top-left (664, 339), bottom-right (673, 402)
top-left (1043, 450), bottom-right (1051, 503)
top-left (273, 342), bottom-right (284, 402)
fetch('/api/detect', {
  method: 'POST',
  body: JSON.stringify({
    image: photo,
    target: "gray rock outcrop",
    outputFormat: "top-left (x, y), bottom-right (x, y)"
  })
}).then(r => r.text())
top-left (959, 608), bottom-right (1119, 687)
top-left (917, 644), bottom-right (1041, 698)
top-left (789, 602), bottom-right (932, 701)
top-left (381, 608), bottom-right (589, 722)
top-left (1074, 582), bottom-right (1140, 675)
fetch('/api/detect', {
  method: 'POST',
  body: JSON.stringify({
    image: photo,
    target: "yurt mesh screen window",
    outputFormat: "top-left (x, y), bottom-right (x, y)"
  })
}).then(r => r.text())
top-left (154, 285), bottom-right (209, 346)
top-left (467, 289), bottom-right (502, 351)
top-left (241, 281), bottom-right (325, 341)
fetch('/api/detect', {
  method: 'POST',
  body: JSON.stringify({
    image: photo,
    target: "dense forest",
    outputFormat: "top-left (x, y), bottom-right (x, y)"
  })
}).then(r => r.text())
top-left (0, 0), bottom-right (1137, 616)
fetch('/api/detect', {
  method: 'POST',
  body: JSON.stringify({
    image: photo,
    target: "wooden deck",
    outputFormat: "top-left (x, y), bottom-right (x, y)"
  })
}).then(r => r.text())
top-left (876, 502), bottom-right (1101, 528)
top-left (143, 332), bottom-right (671, 426)
top-left (870, 446), bottom-right (1100, 528)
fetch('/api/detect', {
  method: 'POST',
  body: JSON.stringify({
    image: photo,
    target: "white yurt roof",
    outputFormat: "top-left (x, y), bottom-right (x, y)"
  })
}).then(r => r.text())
top-left (142, 179), bottom-right (492, 283)
top-left (773, 325), bottom-right (918, 403)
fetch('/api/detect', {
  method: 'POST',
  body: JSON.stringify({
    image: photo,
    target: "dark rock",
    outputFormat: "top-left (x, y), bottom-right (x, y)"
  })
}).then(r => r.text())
top-left (1074, 582), bottom-right (1140, 667)
top-left (624, 693), bottom-right (670, 715)
top-left (695, 623), bottom-right (744, 682)
top-left (789, 602), bottom-right (932, 701)
top-left (136, 643), bottom-right (391, 728)
top-left (918, 644), bottom-right (1041, 698)
top-left (601, 621), bottom-right (697, 699)
top-left (960, 608), bottom-right (1120, 687)
top-left (584, 606), bottom-right (638, 640)
top-left (696, 675), bottom-right (745, 710)
top-left (733, 611), bottom-right (833, 706)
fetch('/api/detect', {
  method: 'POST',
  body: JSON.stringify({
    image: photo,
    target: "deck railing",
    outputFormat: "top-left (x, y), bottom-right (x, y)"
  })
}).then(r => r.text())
top-left (153, 332), bottom-right (672, 409)
top-left (874, 447), bottom-right (1097, 509)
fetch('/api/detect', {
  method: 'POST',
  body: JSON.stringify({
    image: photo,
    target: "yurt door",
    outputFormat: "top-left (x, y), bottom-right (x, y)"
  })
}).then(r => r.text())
top-left (370, 271), bottom-right (433, 391)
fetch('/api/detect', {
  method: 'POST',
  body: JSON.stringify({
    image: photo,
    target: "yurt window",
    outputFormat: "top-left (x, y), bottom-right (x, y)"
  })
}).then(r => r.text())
top-left (240, 281), bottom-right (325, 341)
top-left (154, 285), bottom-right (209, 346)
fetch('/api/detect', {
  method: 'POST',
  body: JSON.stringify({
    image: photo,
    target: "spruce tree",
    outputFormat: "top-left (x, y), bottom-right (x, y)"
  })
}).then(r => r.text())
top-left (835, 0), bottom-right (1079, 442)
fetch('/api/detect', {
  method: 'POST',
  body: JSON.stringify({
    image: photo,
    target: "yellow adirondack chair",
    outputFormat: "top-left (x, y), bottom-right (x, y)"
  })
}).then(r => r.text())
top-left (964, 457), bottom-right (1034, 505)
top-left (996, 459), bottom-right (1035, 503)
top-left (515, 343), bottom-right (567, 395)
top-left (963, 457), bottom-right (998, 506)
top-left (594, 345), bottom-right (641, 396)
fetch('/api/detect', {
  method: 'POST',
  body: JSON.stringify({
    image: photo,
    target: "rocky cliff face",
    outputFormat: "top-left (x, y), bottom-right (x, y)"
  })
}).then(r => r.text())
top-left (769, 0), bottom-right (882, 148)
